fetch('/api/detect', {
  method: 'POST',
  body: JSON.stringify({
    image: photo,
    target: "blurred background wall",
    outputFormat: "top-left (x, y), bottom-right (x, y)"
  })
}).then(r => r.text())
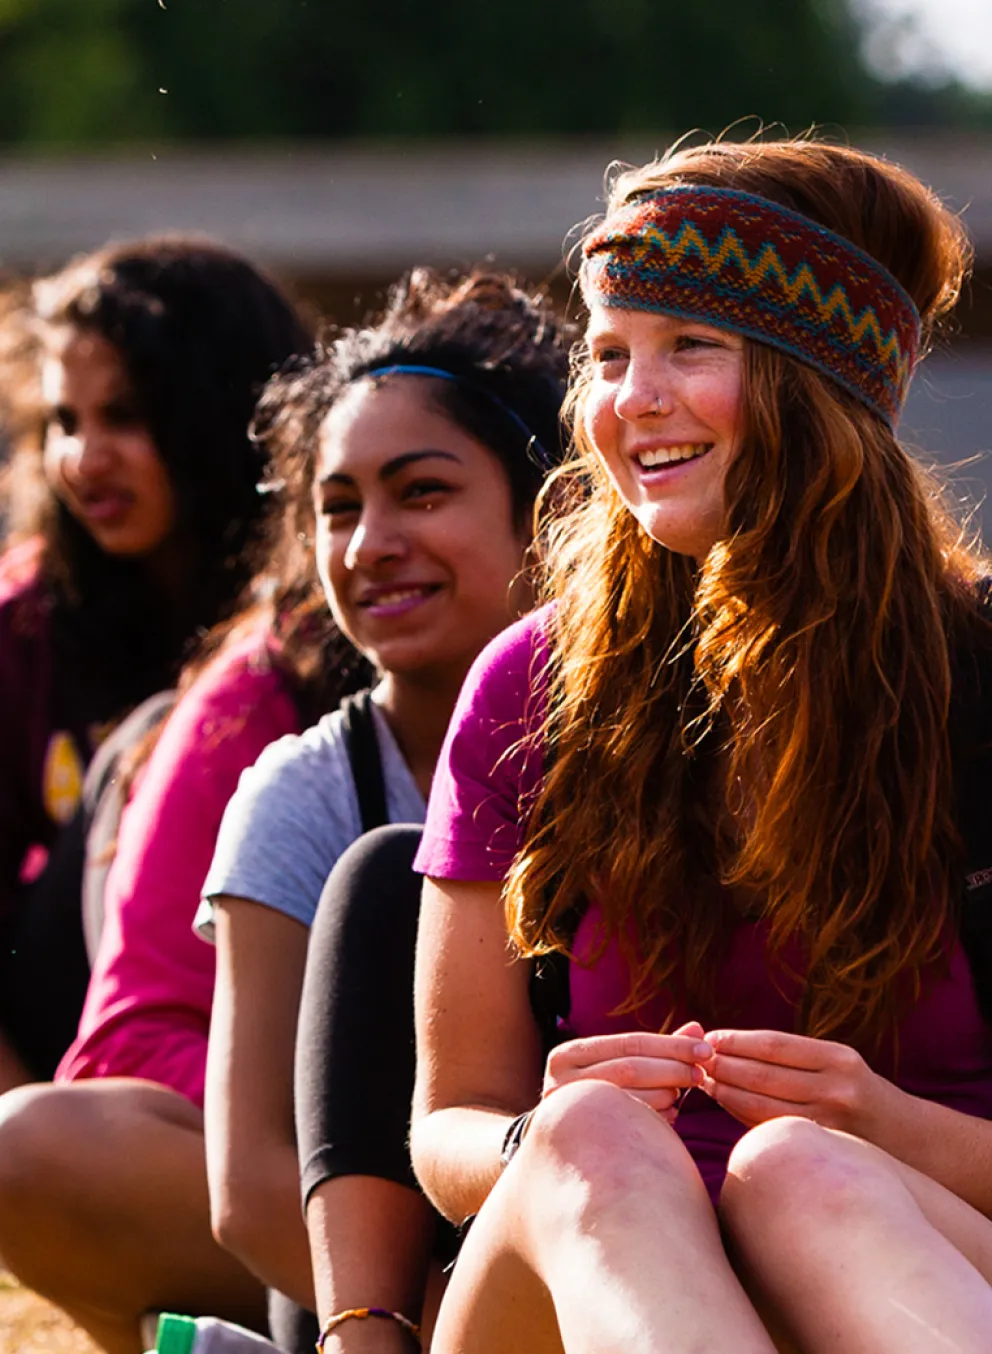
top-left (2, 0), bottom-right (991, 527)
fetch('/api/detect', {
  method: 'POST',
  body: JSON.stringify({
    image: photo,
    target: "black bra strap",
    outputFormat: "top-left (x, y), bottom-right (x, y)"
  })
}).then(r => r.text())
top-left (339, 690), bottom-right (389, 834)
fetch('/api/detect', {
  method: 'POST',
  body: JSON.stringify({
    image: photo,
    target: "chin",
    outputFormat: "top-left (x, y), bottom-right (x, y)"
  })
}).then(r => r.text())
top-left (638, 513), bottom-right (720, 559)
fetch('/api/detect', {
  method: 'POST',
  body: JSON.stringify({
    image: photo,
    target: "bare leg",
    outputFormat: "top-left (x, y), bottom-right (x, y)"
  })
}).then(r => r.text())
top-left (306, 1175), bottom-right (437, 1352)
top-left (432, 1080), bottom-right (778, 1354)
top-left (722, 1116), bottom-right (992, 1354)
top-left (0, 1080), bottom-right (266, 1354)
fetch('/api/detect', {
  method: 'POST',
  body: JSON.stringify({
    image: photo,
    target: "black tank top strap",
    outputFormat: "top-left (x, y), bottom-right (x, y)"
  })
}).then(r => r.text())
top-left (339, 690), bottom-right (389, 834)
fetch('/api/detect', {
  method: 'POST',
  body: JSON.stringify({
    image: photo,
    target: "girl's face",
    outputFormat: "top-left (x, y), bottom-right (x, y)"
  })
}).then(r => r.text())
top-left (314, 378), bottom-right (531, 683)
top-left (42, 328), bottom-right (177, 559)
top-left (583, 302), bottom-right (744, 560)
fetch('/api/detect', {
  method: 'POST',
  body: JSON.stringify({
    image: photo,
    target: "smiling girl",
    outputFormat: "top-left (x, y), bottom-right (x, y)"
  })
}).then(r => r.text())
top-left (410, 139), bottom-right (992, 1353)
top-left (0, 236), bottom-right (311, 1083)
top-left (195, 269), bottom-right (567, 1350)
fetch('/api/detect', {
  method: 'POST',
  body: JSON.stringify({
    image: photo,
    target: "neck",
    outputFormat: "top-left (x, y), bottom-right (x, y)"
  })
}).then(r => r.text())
top-left (375, 665), bottom-right (470, 798)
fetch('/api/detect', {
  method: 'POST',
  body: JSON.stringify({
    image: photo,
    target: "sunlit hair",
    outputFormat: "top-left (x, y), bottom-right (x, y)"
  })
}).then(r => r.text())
top-left (506, 137), bottom-right (990, 1044)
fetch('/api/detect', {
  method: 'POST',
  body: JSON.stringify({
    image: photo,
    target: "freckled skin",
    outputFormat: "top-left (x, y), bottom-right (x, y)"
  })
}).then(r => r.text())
top-left (583, 302), bottom-right (744, 560)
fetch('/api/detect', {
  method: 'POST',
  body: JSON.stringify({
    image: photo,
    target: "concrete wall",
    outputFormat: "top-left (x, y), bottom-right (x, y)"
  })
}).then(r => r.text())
top-left (903, 348), bottom-right (992, 537)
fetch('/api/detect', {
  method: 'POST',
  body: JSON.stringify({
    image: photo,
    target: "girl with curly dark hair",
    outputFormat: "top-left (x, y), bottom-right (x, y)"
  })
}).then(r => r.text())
top-left (196, 266), bottom-right (569, 1352)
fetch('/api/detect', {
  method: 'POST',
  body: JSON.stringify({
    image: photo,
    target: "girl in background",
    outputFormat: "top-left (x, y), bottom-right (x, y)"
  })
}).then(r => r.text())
top-left (0, 235), bottom-right (312, 1081)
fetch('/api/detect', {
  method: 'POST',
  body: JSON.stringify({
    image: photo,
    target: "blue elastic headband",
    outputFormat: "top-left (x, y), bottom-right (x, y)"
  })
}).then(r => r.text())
top-left (366, 363), bottom-right (551, 469)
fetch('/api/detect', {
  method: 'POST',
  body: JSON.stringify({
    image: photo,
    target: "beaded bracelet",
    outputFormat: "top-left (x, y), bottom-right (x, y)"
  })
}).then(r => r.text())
top-left (315, 1306), bottom-right (422, 1351)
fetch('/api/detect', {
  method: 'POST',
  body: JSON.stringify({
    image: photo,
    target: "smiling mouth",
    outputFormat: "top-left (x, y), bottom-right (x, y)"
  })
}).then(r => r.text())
top-left (358, 584), bottom-right (441, 611)
top-left (636, 443), bottom-right (712, 468)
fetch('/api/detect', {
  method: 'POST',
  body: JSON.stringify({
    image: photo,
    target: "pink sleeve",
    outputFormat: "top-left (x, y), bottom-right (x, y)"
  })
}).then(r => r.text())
top-left (56, 637), bottom-right (300, 1107)
top-left (414, 608), bottom-right (548, 881)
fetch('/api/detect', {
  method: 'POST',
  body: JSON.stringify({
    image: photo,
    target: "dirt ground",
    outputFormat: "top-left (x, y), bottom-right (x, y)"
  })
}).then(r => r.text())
top-left (0, 1269), bottom-right (100, 1354)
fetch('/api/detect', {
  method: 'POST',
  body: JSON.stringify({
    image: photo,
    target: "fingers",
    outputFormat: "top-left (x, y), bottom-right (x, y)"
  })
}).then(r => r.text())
top-left (699, 1053), bottom-right (815, 1104)
top-left (546, 1054), bottom-right (704, 1095)
top-left (704, 1028), bottom-right (831, 1070)
top-left (543, 1029), bottom-right (713, 1118)
top-left (549, 1030), bottom-right (712, 1075)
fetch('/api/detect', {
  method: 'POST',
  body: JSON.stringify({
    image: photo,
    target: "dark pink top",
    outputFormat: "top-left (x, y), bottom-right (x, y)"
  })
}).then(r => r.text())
top-left (415, 607), bottom-right (992, 1200)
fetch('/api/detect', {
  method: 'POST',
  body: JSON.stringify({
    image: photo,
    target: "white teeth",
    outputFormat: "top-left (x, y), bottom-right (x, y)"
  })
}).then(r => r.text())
top-left (369, 588), bottom-right (425, 607)
top-left (637, 444), bottom-right (709, 467)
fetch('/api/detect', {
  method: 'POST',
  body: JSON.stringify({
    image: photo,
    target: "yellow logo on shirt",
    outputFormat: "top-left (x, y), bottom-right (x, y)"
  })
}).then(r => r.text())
top-left (42, 731), bottom-right (84, 825)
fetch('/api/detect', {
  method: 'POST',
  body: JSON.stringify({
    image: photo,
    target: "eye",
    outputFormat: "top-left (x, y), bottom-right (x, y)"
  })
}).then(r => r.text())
top-left (674, 330), bottom-right (734, 352)
top-left (318, 493), bottom-right (361, 520)
top-left (48, 406), bottom-right (77, 436)
top-left (590, 345), bottom-right (628, 370)
top-left (403, 478), bottom-right (453, 506)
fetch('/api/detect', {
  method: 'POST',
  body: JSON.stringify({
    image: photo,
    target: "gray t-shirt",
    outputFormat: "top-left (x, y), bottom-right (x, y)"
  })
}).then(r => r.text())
top-left (196, 699), bottom-right (425, 938)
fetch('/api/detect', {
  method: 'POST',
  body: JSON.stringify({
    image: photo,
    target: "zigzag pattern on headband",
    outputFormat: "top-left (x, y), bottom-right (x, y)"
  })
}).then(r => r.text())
top-left (582, 186), bottom-right (922, 426)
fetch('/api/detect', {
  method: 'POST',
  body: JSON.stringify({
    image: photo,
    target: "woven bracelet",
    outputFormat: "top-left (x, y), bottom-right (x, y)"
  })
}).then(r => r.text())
top-left (315, 1305), bottom-right (422, 1351)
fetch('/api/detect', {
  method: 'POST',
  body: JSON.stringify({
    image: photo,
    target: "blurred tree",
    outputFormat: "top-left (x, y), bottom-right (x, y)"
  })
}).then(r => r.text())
top-left (0, 0), bottom-right (984, 145)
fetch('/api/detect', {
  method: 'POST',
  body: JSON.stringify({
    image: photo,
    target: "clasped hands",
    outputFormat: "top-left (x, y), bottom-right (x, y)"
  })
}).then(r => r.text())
top-left (543, 1021), bottom-right (884, 1134)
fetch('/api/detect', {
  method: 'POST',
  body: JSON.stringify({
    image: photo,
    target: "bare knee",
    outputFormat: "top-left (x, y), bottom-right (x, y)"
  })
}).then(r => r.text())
top-left (0, 1083), bottom-right (82, 1206)
top-left (721, 1115), bottom-right (897, 1247)
top-left (521, 1080), bottom-right (700, 1221)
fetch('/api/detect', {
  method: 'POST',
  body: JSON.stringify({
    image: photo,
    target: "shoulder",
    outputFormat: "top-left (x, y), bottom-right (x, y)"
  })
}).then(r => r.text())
top-left (150, 629), bottom-right (301, 773)
top-left (454, 604), bottom-right (553, 728)
top-left (201, 707), bottom-right (362, 929)
top-left (245, 706), bottom-right (351, 790)
top-left (180, 630), bottom-right (296, 734)
top-left (214, 707), bottom-right (359, 852)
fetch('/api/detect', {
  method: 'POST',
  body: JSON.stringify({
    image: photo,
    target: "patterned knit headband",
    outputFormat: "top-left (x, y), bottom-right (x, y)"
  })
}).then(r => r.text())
top-left (582, 185), bottom-right (922, 427)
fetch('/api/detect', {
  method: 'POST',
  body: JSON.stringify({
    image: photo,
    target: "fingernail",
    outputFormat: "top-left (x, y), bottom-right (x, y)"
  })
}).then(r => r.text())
top-left (693, 1041), bottom-right (713, 1058)
top-left (691, 1065), bottom-right (704, 1083)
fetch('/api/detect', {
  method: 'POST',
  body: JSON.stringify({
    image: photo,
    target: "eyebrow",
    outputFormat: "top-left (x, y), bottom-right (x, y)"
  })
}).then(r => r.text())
top-left (318, 448), bottom-right (462, 487)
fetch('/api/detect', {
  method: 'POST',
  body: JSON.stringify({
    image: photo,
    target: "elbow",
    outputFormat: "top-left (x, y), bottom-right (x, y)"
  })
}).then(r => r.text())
top-left (209, 1167), bottom-right (264, 1270)
top-left (409, 1110), bottom-right (461, 1225)
top-left (408, 1116), bottom-right (429, 1195)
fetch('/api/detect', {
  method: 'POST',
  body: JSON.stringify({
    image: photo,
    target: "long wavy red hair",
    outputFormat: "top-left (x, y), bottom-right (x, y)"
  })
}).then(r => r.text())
top-left (506, 138), bottom-right (989, 1043)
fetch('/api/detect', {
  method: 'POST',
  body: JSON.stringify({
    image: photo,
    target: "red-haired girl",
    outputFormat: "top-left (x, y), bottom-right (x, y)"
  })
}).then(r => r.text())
top-left (411, 139), bottom-right (992, 1353)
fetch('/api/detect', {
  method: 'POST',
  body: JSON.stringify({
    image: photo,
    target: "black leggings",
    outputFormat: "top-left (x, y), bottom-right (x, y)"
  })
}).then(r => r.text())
top-left (296, 824), bottom-right (427, 1199)
top-left (294, 824), bottom-right (464, 1269)
top-left (280, 825), bottom-right (439, 1354)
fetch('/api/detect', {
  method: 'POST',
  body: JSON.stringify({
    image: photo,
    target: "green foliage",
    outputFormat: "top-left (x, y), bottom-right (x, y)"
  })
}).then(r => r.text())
top-left (0, 0), bottom-right (984, 146)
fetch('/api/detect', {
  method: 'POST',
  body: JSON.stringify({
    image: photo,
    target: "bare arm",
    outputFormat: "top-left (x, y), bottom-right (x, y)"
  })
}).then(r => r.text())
top-left (204, 897), bottom-right (315, 1309)
top-left (411, 877), bottom-right (544, 1223)
top-left (412, 877), bottom-right (717, 1223)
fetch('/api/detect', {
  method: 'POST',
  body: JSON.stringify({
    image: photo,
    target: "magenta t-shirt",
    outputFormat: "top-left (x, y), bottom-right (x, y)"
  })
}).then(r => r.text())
top-left (416, 606), bottom-right (992, 1201)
